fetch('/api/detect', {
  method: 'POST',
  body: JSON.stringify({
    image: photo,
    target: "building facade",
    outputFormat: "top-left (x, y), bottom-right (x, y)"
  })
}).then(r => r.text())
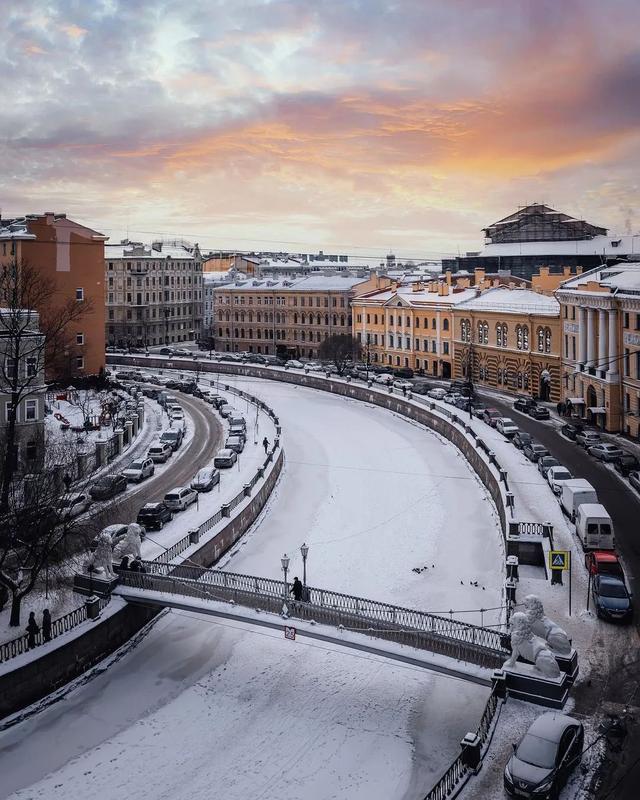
top-left (105, 239), bottom-right (203, 348)
top-left (557, 264), bottom-right (640, 436)
top-left (0, 212), bottom-right (106, 379)
top-left (213, 274), bottom-right (386, 358)
top-left (452, 287), bottom-right (561, 401)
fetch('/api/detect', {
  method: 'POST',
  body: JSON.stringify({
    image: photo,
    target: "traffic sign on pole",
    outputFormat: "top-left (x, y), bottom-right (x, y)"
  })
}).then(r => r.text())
top-left (549, 550), bottom-right (570, 571)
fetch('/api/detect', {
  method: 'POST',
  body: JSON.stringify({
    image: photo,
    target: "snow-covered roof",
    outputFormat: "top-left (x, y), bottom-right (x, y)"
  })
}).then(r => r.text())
top-left (480, 233), bottom-right (639, 258)
top-left (559, 263), bottom-right (640, 293)
top-left (356, 286), bottom-right (478, 307)
top-left (0, 218), bottom-right (36, 240)
top-left (105, 240), bottom-right (199, 261)
top-left (221, 275), bottom-right (371, 292)
top-left (456, 287), bottom-right (559, 316)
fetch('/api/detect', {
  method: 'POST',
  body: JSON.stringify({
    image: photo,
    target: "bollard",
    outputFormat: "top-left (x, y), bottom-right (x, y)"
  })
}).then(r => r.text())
top-left (491, 669), bottom-right (507, 699)
top-left (506, 555), bottom-right (519, 582)
top-left (243, 483), bottom-right (252, 497)
top-left (367, 379), bottom-right (373, 387)
top-left (85, 596), bottom-right (101, 620)
top-left (189, 528), bottom-right (200, 544)
top-left (460, 732), bottom-right (483, 774)
top-left (221, 503), bottom-right (231, 518)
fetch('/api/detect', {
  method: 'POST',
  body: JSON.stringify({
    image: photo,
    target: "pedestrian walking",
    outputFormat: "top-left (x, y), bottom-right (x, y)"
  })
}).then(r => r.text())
top-left (26, 611), bottom-right (40, 649)
top-left (263, 436), bottom-right (269, 454)
top-left (402, 386), bottom-right (407, 397)
top-left (42, 609), bottom-right (52, 642)
top-left (290, 577), bottom-right (303, 602)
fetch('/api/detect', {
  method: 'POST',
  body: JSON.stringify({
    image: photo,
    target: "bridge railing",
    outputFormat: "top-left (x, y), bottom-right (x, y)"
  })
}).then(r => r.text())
top-left (120, 563), bottom-right (509, 668)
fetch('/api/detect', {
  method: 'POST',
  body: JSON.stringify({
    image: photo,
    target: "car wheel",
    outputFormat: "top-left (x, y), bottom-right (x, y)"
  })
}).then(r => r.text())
top-left (158, 521), bottom-right (164, 530)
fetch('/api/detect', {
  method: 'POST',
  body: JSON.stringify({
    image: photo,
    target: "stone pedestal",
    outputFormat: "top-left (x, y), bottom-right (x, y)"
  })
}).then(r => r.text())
top-left (189, 528), bottom-right (200, 544)
top-left (73, 572), bottom-right (119, 598)
top-left (491, 669), bottom-right (507, 699)
top-left (85, 595), bottom-right (102, 619)
top-left (503, 663), bottom-right (569, 709)
top-left (221, 503), bottom-right (230, 518)
top-left (505, 577), bottom-right (517, 604)
top-left (243, 483), bottom-right (252, 497)
top-left (114, 428), bottom-right (124, 454)
top-left (96, 439), bottom-right (108, 467)
top-left (460, 732), bottom-right (483, 774)
top-left (506, 555), bottom-right (519, 581)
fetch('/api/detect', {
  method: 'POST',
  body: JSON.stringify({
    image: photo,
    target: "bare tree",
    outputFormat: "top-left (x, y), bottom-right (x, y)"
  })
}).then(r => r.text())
top-left (0, 439), bottom-right (92, 626)
top-left (0, 258), bottom-right (92, 509)
top-left (318, 334), bottom-right (362, 376)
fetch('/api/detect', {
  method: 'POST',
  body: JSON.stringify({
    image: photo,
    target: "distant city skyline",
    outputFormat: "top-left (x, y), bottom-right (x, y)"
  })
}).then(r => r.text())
top-left (2, 1), bottom-right (639, 257)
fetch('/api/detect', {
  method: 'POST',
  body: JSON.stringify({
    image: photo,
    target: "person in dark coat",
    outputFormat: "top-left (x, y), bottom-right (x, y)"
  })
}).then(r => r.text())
top-left (129, 558), bottom-right (141, 572)
top-left (26, 612), bottom-right (40, 649)
top-left (42, 609), bottom-right (52, 643)
top-left (290, 577), bottom-right (303, 602)
top-left (263, 437), bottom-right (269, 454)
top-left (119, 555), bottom-right (130, 571)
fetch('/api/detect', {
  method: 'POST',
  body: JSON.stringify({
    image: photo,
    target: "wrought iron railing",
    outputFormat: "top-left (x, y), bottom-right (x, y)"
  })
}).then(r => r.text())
top-left (119, 565), bottom-right (509, 668)
top-left (0, 597), bottom-right (110, 664)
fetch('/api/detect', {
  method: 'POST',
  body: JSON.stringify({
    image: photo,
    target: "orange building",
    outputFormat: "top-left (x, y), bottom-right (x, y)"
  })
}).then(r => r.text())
top-left (0, 213), bottom-right (107, 379)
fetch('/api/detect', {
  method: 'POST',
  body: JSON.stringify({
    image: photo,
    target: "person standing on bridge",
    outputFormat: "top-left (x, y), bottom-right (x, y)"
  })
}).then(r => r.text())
top-left (263, 436), bottom-right (269, 454)
top-left (26, 612), bottom-right (40, 649)
top-left (290, 577), bottom-right (303, 602)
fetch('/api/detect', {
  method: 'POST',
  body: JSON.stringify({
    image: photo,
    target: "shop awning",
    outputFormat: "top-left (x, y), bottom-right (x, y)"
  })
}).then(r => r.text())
top-left (566, 397), bottom-right (585, 405)
top-left (588, 406), bottom-right (606, 414)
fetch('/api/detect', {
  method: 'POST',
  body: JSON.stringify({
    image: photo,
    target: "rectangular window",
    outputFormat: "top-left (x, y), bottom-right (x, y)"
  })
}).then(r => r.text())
top-left (76, 332), bottom-right (84, 345)
top-left (624, 312), bottom-right (630, 329)
top-left (25, 399), bottom-right (37, 421)
top-left (625, 348), bottom-right (630, 376)
top-left (564, 334), bottom-right (568, 359)
top-left (26, 357), bottom-right (37, 377)
top-left (6, 357), bottom-right (17, 380)
top-left (76, 287), bottom-right (84, 301)
top-left (443, 342), bottom-right (449, 355)
top-left (636, 351), bottom-right (640, 379)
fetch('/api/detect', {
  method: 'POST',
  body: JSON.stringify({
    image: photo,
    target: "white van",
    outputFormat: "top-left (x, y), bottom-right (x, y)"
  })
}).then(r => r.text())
top-left (575, 503), bottom-right (615, 550)
top-left (560, 479), bottom-right (598, 521)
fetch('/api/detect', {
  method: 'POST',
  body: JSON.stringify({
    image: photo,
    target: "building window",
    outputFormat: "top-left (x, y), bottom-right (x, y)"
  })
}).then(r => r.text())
top-left (76, 287), bottom-right (84, 301)
top-left (460, 319), bottom-right (471, 343)
top-left (443, 318), bottom-right (449, 332)
top-left (26, 440), bottom-right (37, 461)
top-left (25, 399), bottom-right (37, 421)
top-left (496, 323), bottom-right (507, 348)
top-left (26, 357), bottom-right (37, 377)
top-left (624, 312), bottom-right (630, 328)
top-left (516, 325), bottom-right (529, 351)
top-left (77, 356), bottom-right (85, 370)
top-left (624, 348), bottom-right (630, 376)
top-left (76, 332), bottom-right (85, 346)
top-left (443, 342), bottom-right (449, 355)
top-left (477, 321), bottom-right (488, 344)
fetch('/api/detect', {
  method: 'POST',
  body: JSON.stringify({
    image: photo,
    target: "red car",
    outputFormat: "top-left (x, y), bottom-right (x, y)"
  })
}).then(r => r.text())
top-left (584, 551), bottom-right (624, 578)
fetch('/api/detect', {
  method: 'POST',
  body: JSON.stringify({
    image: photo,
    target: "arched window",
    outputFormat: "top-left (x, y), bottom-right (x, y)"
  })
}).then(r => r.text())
top-left (517, 325), bottom-right (529, 350)
top-left (301, 313), bottom-right (306, 324)
top-left (537, 327), bottom-right (545, 353)
top-left (340, 315), bottom-right (345, 326)
top-left (544, 328), bottom-right (551, 354)
top-left (325, 314), bottom-right (329, 326)
top-left (443, 318), bottom-right (449, 332)
top-left (301, 331), bottom-right (306, 342)
top-left (317, 314), bottom-right (321, 325)
top-left (389, 315), bottom-right (394, 325)
top-left (234, 312), bottom-right (239, 322)
top-left (477, 321), bottom-right (488, 344)
top-left (240, 328), bottom-right (245, 338)
top-left (275, 312), bottom-right (280, 324)
top-left (293, 313), bottom-right (298, 324)
top-left (523, 326), bottom-right (529, 350)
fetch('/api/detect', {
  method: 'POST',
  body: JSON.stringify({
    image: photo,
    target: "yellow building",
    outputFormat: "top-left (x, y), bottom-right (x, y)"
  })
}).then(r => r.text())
top-left (352, 281), bottom-right (478, 378)
top-left (556, 264), bottom-right (640, 436)
top-left (452, 287), bottom-right (562, 401)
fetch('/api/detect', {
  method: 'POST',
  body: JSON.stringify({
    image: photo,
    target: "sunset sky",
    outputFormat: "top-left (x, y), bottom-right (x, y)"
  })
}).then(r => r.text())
top-left (2, 0), bottom-right (639, 259)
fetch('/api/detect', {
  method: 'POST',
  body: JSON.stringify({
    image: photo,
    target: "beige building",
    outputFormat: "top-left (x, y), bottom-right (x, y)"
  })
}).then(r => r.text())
top-left (213, 274), bottom-right (386, 358)
top-left (105, 239), bottom-right (203, 348)
top-left (452, 287), bottom-right (561, 401)
top-left (557, 264), bottom-right (640, 436)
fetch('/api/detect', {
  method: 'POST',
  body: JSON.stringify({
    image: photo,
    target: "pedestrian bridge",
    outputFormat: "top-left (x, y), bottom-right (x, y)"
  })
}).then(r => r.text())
top-left (114, 561), bottom-right (510, 686)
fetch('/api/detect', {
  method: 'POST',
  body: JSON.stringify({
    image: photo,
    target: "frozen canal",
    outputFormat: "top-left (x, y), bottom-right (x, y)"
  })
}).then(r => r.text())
top-left (0, 378), bottom-right (504, 800)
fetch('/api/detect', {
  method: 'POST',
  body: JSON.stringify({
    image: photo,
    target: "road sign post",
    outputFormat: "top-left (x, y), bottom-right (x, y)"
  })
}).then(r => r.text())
top-left (549, 550), bottom-right (571, 615)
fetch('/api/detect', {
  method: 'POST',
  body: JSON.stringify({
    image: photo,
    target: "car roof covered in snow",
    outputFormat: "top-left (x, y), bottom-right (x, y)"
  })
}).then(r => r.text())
top-left (526, 713), bottom-right (579, 742)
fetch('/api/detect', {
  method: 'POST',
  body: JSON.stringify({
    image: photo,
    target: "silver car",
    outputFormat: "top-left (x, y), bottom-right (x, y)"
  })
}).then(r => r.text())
top-left (588, 443), bottom-right (624, 462)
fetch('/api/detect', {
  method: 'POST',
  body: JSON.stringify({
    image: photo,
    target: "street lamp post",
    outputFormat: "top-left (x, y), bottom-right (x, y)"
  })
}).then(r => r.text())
top-left (300, 542), bottom-right (309, 587)
top-left (281, 553), bottom-right (290, 600)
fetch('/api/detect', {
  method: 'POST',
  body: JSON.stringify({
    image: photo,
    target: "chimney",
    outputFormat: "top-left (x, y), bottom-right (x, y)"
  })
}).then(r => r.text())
top-left (474, 267), bottom-right (485, 287)
top-left (439, 283), bottom-right (450, 296)
top-left (576, 266), bottom-right (583, 275)
top-left (539, 266), bottom-right (550, 277)
top-left (445, 269), bottom-right (452, 286)
top-left (429, 280), bottom-right (438, 293)
top-left (563, 266), bottom-right (571, 277)
top-left (412, 281), bottom-right (424, 292)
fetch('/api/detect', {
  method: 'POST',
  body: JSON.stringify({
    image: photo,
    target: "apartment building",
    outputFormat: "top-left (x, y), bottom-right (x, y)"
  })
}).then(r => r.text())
top-left (352, 281), bottom-right (477, 378)
top-left (452, 287), bottom-right (561, 401)
top-left (213, 274), bottom-right (386, 358)
top-left (105, 239), bottom-right (203, 348)
top-left (0, 212), bottom-right (107, 379)
top-left (557, 263), bottom-right (640, 436)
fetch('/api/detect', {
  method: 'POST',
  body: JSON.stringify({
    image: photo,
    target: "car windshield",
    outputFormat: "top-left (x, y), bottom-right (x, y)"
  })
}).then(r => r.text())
top-left (129, 462), bottom-right (143, 469)
top-left (599, 579), bottom-right (627, 598)
top-left (516, 734), bottom-right (558, 769)
top-left (554, 470), bottom-right (571, 481)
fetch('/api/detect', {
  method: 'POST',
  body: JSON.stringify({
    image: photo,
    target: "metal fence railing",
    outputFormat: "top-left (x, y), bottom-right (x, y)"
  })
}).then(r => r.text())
top-left (119, 566), bottom-right (509, 669)
top-left (0, 597), bottom-right (110, 665)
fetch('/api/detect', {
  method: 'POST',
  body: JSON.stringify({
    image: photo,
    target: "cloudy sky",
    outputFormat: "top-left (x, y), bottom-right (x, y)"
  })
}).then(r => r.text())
top-left (1, 0), bottom-right (639, 258)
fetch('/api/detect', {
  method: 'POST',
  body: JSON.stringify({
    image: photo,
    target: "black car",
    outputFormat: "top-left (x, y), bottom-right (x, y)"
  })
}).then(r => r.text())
top-left (89, 473), bottom-right (129, 501)
top-left (136, 502), bottom-right (173, 531)
top-left (513, 432), bottom-right (532, 450)
top-left (613, 453), bottom-right (640, 477)
top-left (528, 405), bottom-right (551, 420)
top-left (523, 442), bottom-right (549, 462)
top-left (411, 381), bottom-right (431, 395)
top-left (504, 713), bottom-right (583, 799)
top-left (513, 395), bottom-right (535, 413)
top-left (160, 429), bottom-right (183, 451)
top-left (560, 423), bottom-right (582, 441)
top-left (591, 575), bottom-right (633, 623)
top-left (393, 368), bottom-right (414, 379)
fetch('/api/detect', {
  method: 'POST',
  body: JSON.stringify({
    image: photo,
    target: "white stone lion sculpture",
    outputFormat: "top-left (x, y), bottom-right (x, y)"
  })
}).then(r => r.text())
top-left (85, 531), bottom-right (117, 580)
top-left (524, 594), bottom-right (571, 655)
top-left (503, 612), bottom-right (560, 679)
top-left (113, 523), bottom-right (143, 562)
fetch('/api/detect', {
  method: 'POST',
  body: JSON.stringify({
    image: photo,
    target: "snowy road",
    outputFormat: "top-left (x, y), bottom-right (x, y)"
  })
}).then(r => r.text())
top-left (0, 378), bottom-right (505, 800)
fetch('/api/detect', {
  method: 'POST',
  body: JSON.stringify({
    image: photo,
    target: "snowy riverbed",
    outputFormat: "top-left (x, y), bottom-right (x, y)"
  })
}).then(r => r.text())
top-left (0, 377), bottom-right (505, 800)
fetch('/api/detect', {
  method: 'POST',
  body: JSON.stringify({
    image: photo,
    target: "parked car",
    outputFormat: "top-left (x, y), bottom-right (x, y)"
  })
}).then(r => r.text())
top-left (576, 503), bottom-right (615, 550)
top-left (411, 381), bottom-right (431, 395)
top-left (482, 408), bottom-right (502, 427)
top-left (89, 474), bottom-right (128, 501)
top-left (209, 395), bottom-right (226, 409)
top-left (374, 373), bottom-right (394, 385)
top-left (163, 487), bottom-right (198, 511)
top-left (454, 396), bottom-right (471, 410)
top-left (560, 479), bottom-right (598, 522)
top-left (591, 574), bottom-right (633, 622)
top-left (630, 471), bottom-right (640, 493)
top-left (91, 523), bottom-right (129, 550)
top-left (137, 502), bottom-right (173, 530)
top-left (159, 347), bottom-right (173, 355)
top-left (504, 713), bottom-right (583, 799)
top-left (537, 456), bottom-right (560, 478)
top-left (496, 417), bottom-right (519, 438)
top-left (214, 448), bottom-right (238, 468)
top-left (122, 458), bottom-right (155, 483)
top-left (172, 348), bottom-right (191, 357)
top-left (285, 359), bottom-right (304, 369)
top-left (191, 467), bottom-right (220, 492)
top-left (585, 551), bottom-right (624, 578)
top-left (588, 443), bottom-right (624, 462)
top-left (229, 424), bottom-right (247, 442)
top-left (546, 466), bottom-right (573, 495)
top-left (472, 403), bottom-right (487, 419)
top-left (528, 405), bottom-right (551, 420)
top-left (393, 367), bottom-right (414, 379)
top-left (512, 430), bottom-right (533, 450)
top-left (523, 442), bottom-right (549, 462)
top-left (225, 435), bottom-right (245, 454)
top-left (443, 392), bottom-right (461, 405)
top-left (427, 387), bottom-right (447, 400)
top-left (147, 442), bottom-right (173, 463)
top-left (229, 415), bottom-right (247, 432)
top-left (560, 423), bottom-right (583, 441)
top-left (576, 430), bottom-right (602, 449)
top-left (512, 395), bottom-right (535, 413)
top-left (613, 452), bottom-right (640, 476)
top-left (59, 492), bottom-right (92, 519)
top-left (393, 380), bottom-right (413, 391)
top-left (160, 429), bottom-right (183, 451)
top-left (219, 404), bottom-right (234, 418)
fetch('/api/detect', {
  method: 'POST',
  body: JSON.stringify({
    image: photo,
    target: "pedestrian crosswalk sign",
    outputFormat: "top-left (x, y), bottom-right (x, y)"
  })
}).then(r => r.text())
top-left (549, 550), bottom-right (569, 571)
